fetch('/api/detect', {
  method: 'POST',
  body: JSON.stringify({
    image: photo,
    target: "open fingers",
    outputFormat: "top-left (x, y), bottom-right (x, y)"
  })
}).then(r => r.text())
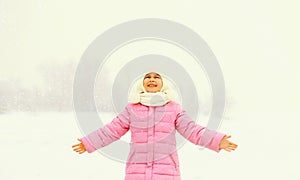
top-left (224, 146), bottom-right (236, 152)
top-left (222, 139), bottom-right (238, 152)
top-left (228, 141), bottom-right (238, 148)
top-left (73, 147), bottom-right (83, 152)
top-left (226, 143), bottom-right (238, 151)
top-left (74, 148), bottom-right (85, 154)
top-left (74, 147), bottom-right (85, 152)
top-left (72, 139), bottom-right (86, 154)
top-left (72, 144), bottom-right (82, 151)
top-left (225, 135), bottom-right (232, 139)
top-left (73, 145), bottom-right (86, 154)
top-left (72, 143), bottom-right (82, 148)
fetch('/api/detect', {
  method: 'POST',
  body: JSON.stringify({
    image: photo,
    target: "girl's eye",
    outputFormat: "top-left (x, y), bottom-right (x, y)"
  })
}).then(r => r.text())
top-left (144, 75), bottom-right (161, 79)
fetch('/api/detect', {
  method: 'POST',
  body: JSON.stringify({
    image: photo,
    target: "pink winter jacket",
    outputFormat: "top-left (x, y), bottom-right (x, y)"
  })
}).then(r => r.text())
top-left (81, 101), bottom-right (225, 180)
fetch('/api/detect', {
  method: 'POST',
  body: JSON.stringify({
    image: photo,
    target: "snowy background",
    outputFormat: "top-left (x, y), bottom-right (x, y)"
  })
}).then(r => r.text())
top-left (1, 0), bottom-right (300, 179)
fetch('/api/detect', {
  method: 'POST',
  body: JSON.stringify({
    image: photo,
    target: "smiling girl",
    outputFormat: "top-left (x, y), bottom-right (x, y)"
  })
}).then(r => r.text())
top-left (72, 72), bottom-right (237, 180)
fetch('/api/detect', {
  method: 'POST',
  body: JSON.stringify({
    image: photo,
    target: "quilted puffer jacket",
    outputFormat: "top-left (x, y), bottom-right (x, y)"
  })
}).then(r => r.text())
top-left (81, 101), bottom-right (225, 180)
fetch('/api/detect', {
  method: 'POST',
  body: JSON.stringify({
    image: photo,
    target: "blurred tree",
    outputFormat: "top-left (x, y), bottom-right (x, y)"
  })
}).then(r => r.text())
top-left (38, 59), bottom-right (77, 112)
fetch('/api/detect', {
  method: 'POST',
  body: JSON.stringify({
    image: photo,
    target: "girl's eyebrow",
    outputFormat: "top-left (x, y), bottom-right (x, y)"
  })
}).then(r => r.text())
top-left (154, 74), bottom-right (161, 78)
top-left (144, 73), bottom-right (161, 79)
top-left (146, 73), bottom-right (161, 76)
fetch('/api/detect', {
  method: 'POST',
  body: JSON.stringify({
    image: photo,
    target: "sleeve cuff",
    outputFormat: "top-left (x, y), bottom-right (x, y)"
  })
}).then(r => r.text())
top-left (81, 137), bottom-right (97, 153)
top-left (210, 132), bottom-right (226, 152)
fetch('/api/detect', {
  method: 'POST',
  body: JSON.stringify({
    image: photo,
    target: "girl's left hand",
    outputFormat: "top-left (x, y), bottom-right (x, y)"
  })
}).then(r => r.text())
top-left (72, 138), bottom-right (87, 154)
top-left (219, 135), bottom-right (238, 152)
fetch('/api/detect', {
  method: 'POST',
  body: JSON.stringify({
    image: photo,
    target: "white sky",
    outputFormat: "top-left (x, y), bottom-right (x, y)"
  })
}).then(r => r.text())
top-left (0, 0), bottom-right (299, 109)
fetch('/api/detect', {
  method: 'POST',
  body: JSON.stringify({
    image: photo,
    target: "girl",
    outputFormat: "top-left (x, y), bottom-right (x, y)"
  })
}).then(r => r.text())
top-left (72, 72), bottom-right (237, 180)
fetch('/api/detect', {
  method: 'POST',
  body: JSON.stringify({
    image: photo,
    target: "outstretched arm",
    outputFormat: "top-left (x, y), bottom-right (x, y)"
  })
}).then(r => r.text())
top-left (72, 106), bottom-right (130, 154)
top-left (175, 110), bottom-right (237, 152)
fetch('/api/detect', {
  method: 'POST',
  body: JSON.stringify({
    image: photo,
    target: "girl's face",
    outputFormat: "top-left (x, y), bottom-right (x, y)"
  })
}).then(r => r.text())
top-left (143, 72), bottom-right (163, 93)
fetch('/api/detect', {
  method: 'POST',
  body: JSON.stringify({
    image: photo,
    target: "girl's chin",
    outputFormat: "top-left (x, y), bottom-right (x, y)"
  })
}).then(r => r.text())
top-left (145, 89), bottom-right (160, 93)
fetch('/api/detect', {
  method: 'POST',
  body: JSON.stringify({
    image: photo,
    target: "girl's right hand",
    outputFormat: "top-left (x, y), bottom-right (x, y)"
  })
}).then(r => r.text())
top-left (219, 135), bottom-right (238, 152)
top-left (72, 138), bottom-right (87, 154)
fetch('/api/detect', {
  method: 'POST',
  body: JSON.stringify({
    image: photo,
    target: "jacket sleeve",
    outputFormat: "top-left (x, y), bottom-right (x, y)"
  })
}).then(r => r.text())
top-left (175, 106), bottom-right (225, 152)
top-left (81, 105), bottom-right (130, 153)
